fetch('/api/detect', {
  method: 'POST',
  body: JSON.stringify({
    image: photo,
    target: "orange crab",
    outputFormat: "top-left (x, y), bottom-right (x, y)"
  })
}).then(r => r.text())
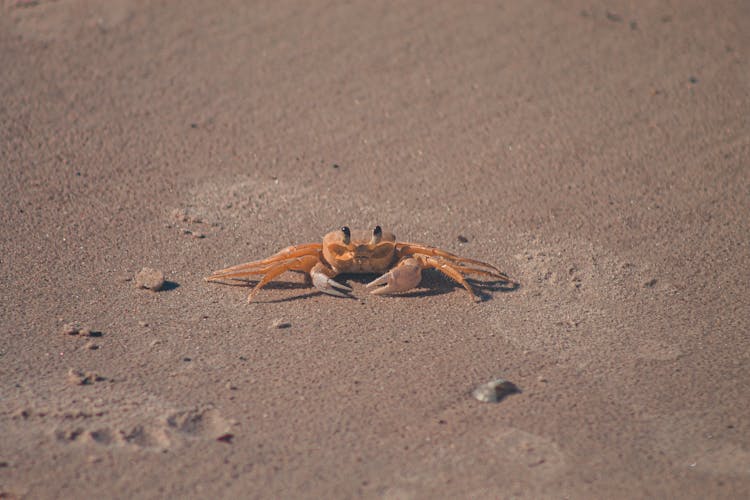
top-left (206, 226), bottom-right (515, 302)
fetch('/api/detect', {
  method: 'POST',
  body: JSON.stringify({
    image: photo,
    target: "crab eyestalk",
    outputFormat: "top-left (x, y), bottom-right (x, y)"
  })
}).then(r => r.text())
top-left (340, 226), bottom-right (351, 245)
top-left (370, 225), bottom-right (383, 245)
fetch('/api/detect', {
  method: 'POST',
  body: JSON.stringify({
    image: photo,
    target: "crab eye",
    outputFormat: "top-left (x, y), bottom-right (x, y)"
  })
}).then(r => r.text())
top-left (340, 226), bottom-right (351, 244)
top-left (371, 225), bottom-right (382, 244)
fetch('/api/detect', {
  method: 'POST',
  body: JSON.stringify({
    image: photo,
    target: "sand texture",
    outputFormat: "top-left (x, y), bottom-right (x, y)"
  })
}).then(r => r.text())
top-left (2, 1), bottom-right (749, 498)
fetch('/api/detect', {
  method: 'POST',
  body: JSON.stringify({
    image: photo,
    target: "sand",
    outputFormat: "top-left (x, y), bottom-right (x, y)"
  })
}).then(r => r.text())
top-left (1, 0), bottom-right (749, 498)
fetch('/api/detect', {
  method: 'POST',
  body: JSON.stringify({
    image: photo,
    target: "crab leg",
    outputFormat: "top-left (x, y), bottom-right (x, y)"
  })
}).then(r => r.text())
top-left (264, 243), bottom-right (323, 261)
top-left (420, 256), bottom-right (478, 300)
top-left (208, 253), bottom-right (318, 282)
top-left (449, 263), bottom-right (514, 282)
top-left (396, 242), bottom-right (508, 275)
top-left (205, 262), bottom-right (287, 283)
top-left (206, 244), bottom-right (322, 281)
top-left (245, 254), bottom-right (320, 302)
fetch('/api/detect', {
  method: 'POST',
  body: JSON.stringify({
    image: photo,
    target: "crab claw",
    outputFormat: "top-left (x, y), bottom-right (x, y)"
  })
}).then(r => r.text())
top-left (366, 259), bottom-right (422, 295)
top-left (311, 269), bottom-right (352, 298)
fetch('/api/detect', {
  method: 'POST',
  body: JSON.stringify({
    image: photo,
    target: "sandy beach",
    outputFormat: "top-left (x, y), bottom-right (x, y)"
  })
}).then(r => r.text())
top-left (1, 1), bottom-right (749, 498)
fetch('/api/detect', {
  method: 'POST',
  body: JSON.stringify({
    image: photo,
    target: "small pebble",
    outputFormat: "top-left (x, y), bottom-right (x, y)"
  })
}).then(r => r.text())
top-left (472, 378), bottom-right (520, 403)
top-left (61, 323), bottom-right (98, 337)
top-left (171, 208), bottom-right (202, 224)
top-left (271, 319), bottom-right (292, 329)
top-left (61, 322), bottom-right (83, 336)
top-left (13, 409), bottom-right (31, 419)
top-left (605, 11), bottom-right (622, 22)
top-left (181, 228), bottom-right (205, 239)
top-left (457, 235), bottom-right (469, 243)
top-left (84, 341), bottom-right (99, 350)
top-left (67, 369), bottom-right (104, 386)
top-left (216, 433), bottom-right (234, 443)
top-left (644, 278), bottom-right (658, 288)
top-left (135, 267), bottom-right (165, 291)
top-left (225, 382), bottom-right (237, 390)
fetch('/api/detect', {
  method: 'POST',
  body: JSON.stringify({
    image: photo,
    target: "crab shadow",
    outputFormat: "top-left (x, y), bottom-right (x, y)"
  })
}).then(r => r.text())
top-left (404, 271), bottom-right (519, 302)
top-left (214, 270), bottom-right (519, 304)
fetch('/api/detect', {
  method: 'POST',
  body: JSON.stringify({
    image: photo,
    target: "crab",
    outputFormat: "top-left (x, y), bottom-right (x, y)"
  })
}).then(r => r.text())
top-left (206, 226), bottom-right (515, 302)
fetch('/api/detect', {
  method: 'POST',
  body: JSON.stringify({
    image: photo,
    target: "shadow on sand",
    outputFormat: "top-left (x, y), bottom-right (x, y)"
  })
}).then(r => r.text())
top-left (209, 269), bottom-right (519, 304)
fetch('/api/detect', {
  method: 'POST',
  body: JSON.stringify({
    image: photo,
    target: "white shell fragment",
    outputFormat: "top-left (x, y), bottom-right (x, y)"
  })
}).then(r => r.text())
top-left (472, 378), bottom-right (520, 403)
